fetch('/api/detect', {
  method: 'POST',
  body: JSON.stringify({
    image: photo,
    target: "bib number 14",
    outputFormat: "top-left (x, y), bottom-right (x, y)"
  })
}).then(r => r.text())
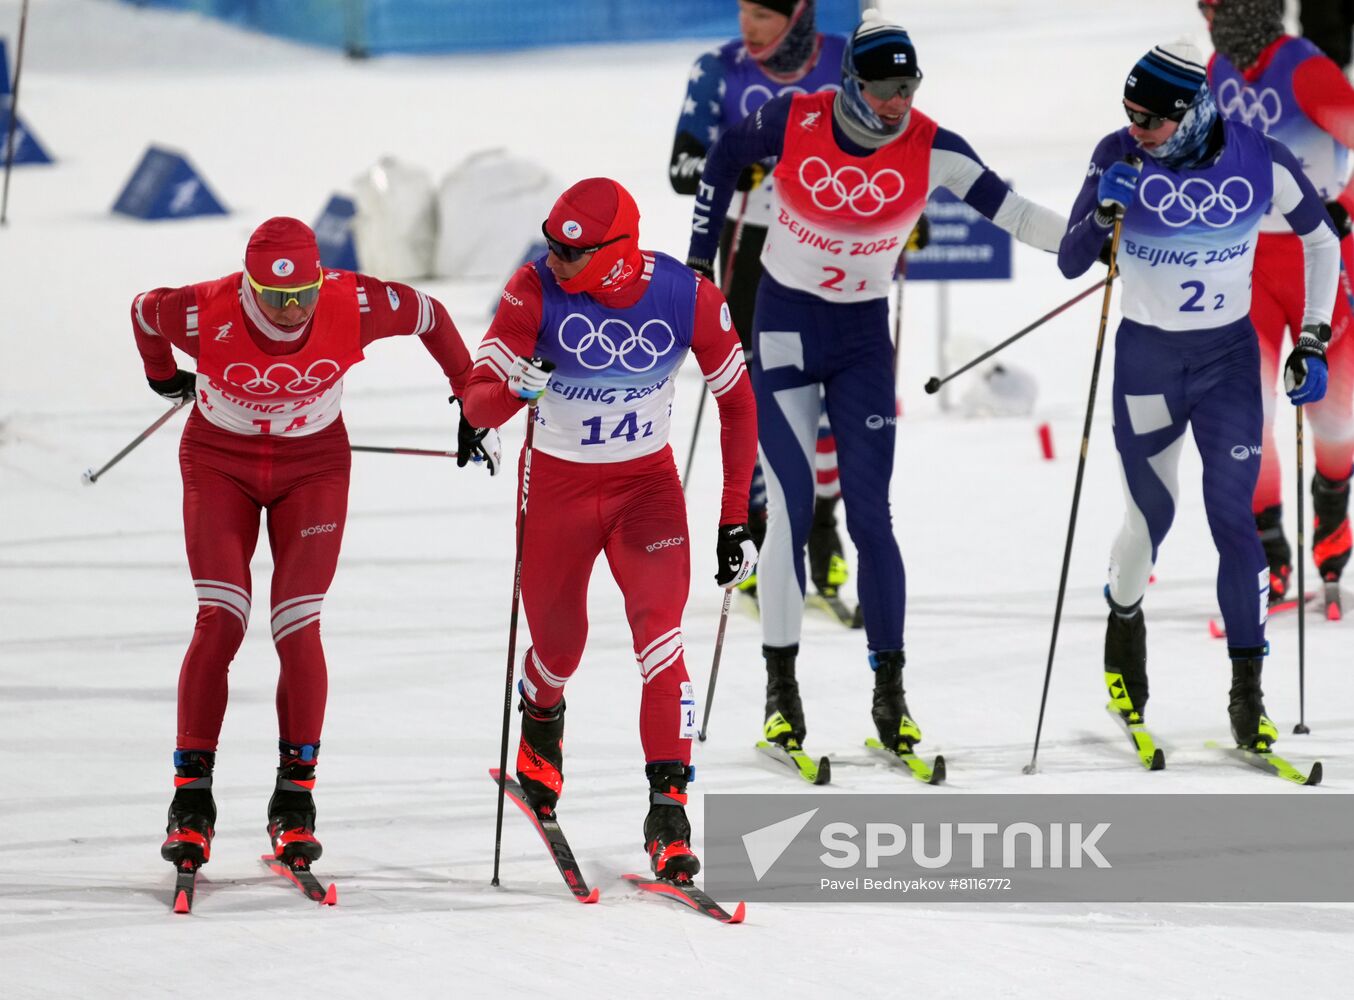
top-left (581, 411), bottom-right (654, 446)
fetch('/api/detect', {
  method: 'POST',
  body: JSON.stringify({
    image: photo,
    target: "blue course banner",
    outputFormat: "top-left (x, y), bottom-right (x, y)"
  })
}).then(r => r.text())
top-left (112, 146), bottom-right (227, 221)
top-left (313, 194), bottom-right (359, 271)
top-left (906, 188), bottom-right (1012, 282)
top-left (1, 97), bottom-right (53, 165)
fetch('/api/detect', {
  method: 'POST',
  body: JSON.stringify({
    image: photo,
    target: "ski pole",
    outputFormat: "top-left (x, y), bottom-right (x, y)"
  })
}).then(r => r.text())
top-left (682, 190), bottom-right (749, 493)
top-left (924, 275), bottom-right (1112, 396)
top-left (1023, 166), bottom-right (1135, 775)
top-left (81, 398), bottom-right (190, 485)
top-left (350, 445), bottom-right (459, 459)
top-left (1294, 404), bottom-right (1310, 735)
top-left (1, 0), bottom-right (32, 225)
top-left (697, 588), bottom-right (733, 742)
top-left (491, 360), bottom-right (555, 886)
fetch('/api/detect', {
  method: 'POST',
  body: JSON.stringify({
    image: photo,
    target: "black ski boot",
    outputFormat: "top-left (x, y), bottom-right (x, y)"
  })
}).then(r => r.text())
top-left (643, 762), bottom-right (699, 882)
top-left (1312, 472), bottom-right (1351, 581)
top-left (161, 749), bottom-right (216, 867)
top-left (1228, 657), bottom-right (1279, 749)
top-left (763, 644), bottom-right (807, 748)
top-left (516, 693), bottom-right (565, 817)
top-left (1104, 599), bottom-right (1149, 722)
top-left (808, 494), bottom-right (849, 597)
top-left (870, 650), bottom-right (922, 751)
top-left (267, 742), bottom-right (321, 864)
top-left (1256, 505), bottom-right (1292, 605)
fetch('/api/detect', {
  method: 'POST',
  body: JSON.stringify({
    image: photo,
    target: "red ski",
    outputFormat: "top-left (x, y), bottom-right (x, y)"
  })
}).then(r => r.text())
top-left (260, 854), bottom-right (338, 906)
top-left (622, 873), bottom-right (745, 924)
top-left (1208, 591), bottom-right (1316, 638)
top-left (490, 768), bottom-right (600, 904)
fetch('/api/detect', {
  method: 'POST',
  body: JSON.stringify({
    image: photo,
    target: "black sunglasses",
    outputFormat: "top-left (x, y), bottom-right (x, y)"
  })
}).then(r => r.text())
top-left (540, 222), bottom-right (629, 263)
top-left (856, 74), bottom-right (922, 101)
top-left (1123, 103), bottom-right (1185, 130)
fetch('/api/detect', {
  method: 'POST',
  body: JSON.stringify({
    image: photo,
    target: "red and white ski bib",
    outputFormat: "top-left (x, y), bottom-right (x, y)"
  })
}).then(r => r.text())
top-left (764, 90), bottom-right (937, 303)
top-left (193, 271), bottom-right (364, 437)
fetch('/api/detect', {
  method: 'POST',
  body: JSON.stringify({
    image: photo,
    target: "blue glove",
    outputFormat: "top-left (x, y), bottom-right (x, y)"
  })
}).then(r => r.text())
top-left (1284, 324), bottom-right (1331, 405)
top-left (1097, 161), bottom-right (1141, 215)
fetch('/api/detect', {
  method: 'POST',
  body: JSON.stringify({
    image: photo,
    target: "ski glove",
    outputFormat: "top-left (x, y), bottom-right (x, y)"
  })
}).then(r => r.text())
top-left (1326, 201), bottom-right (1351, 238)
top-left (508, 357), bottom-right (555, 401)
top-left (686, 257), bottom-right (716, 282)
top-left (451, 397), bottom-right (501, 475)
top-left (1285, 323), bottom-right (1332, 405)
top-left (905, 213), bottom-right (931, 252)
top-left (715, 523), bottom-right (758, 589)
top-left (147, 368), bottom-right (196, 402)
top-left (1096, 160), bottom-right (1141, 217)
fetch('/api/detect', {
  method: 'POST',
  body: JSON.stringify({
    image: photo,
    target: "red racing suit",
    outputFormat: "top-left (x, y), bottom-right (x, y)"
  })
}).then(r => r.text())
top-left (132, 270), bottom-right (471, 750)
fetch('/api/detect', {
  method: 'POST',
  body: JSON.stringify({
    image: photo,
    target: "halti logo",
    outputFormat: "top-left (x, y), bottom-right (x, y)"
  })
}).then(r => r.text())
top-left (386, 286), bottom-right (401, 311)
top-left (1231, 444), bottom-right (1261, 461)
top-left (214, 322), bottom-right (233, 342)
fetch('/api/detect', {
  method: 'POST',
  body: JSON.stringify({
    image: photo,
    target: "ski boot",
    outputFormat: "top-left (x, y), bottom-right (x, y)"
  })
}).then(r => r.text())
top-left (643, 761), bottom-right (699, 882)
top-left (161, 749), bottom-right (216, 867)
top-left (1228, 656), bottom-right (1279, 750)
top-left (763, 644), bottom-right (807, 748)
top-left (1312, 471), bottom-right (1350, 619)
top-left (267, 742), bottom-right (322, 864)
top-left (517, 694), bottom-right (565, 818)
top-left (1104, 599), bottom-right (1149, 723)
top-left (808, 495), bottom-right (850, 597)
top-left (870, 650), bottom-right (922, 751)
top-left (1255, 505), bottom-right (1292, 606)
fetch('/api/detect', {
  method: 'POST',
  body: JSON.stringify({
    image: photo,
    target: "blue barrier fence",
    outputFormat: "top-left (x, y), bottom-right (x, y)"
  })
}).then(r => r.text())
top-left (124, 1), bottom-right (861, 56)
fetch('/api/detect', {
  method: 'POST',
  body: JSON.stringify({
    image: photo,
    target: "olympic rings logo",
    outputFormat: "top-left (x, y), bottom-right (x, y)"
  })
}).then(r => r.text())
top-left (556, 313), bottom-right (677, 372)
top-left (797, 156), bottom-right (904, 217)
top-left (1216, 79), bottom-right (1282, 132)
top-left (1137, 174), bottom-right (1255, 229)
top-left (739, 82), bottom-right (837, 118)
top-left (223, 360), bottom-right (342, 395)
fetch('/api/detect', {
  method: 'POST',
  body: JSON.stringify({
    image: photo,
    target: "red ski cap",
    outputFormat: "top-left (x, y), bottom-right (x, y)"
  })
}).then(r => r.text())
top-left (244, 217), bottom-right (322, 287)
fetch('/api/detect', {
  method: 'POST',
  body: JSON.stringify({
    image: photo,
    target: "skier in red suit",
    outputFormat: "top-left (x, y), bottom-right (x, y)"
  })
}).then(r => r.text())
top-left (132, 217), bottom-right (497, 874)
top-left (1204, 0), bottom-right (1354, 615)
top-left (463, 178), bottom-right (758, 881)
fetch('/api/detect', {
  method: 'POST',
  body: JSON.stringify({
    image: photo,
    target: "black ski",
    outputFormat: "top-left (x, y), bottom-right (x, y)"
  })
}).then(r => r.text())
top-left (490, 768), bottom-right (600, 903)
top-left (171, 861), bottom-right (199, 914)
top-left (864, 739), bottom-right (946, 784)
top-left (1105, 705), bottom-right (1165, 770)
top-left (260, 854), bottom-right (338, 905)
top-left (622, 873), bottom-right (745, 923)
top-left (1204, 741), bottom-right (1323, 786)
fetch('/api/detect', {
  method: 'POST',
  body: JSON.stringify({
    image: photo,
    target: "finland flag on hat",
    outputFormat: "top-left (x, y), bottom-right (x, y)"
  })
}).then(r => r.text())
top-left (848, 8), bottom-right (920, 81)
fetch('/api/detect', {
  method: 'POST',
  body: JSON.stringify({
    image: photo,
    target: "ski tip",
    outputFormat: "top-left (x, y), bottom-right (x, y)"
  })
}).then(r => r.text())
top-left (488, 767), bottom-right (502, 782)
top-left (1306, 761), bottom-right (1323, 786)
top-left (1150, 748), bottom-right (1165, 771)
top-left (579, 887), bottom-right (601, 904)
top-left (1207, 619), bottom-right (1226, 639)
top-left (172, 890), bottom-right (190, 914)
top-left (322, 883), bottom-right (338, 906)
top-left (814, 757), bottom-right (832, 785)
top-left (726, 900), bottom-right (747, 924)
top-left (930, 755), bottom-right (947, 784)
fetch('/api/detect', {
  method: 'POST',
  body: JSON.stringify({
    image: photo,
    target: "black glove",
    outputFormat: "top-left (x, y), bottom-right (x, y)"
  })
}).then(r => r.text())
top-left (450, 397), bottom-right (501, 475)
top-left (905, 213), bottom-right (930, 252)
top-left (1327, 200), bottom-right (1351, 238)
top-left (687, 257), bottom-right (716, 282)
top-left (147, 369), bottom-right (196, 402)
top-left (735, 162), bottom-right (767, 192)
top-left (715, 523), bottom-right (758, 588)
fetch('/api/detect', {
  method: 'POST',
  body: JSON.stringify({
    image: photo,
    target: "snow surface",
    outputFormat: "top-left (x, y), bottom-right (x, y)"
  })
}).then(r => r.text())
top-left (3, 1), bottom-right (1352, 997)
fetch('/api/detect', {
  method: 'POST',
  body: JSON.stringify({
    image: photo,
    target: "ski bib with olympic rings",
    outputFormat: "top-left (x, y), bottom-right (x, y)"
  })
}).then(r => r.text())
top-left (531, 252), bottom-right (698, 463)
top-left (194, 270), bottom-right (364, 437)
top-left (765, 90), bottom-right (934, 303)
top-left (1115, 121), bottom-right (1274, 331)
top-left (1211, 38), bottom-right (1348, 235)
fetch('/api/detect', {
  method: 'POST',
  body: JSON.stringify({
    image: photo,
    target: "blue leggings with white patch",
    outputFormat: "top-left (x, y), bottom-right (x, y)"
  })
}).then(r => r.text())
top-left (751, 275), bottom-right (904, 652)
top-left (1108, 317), bottom-right (1268, 654)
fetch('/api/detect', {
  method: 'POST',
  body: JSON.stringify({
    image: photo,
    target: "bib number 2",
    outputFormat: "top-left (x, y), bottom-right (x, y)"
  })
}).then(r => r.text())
top-left (819, 267), bottom-right (868, 294)
top-left (1180, 280), bottom-right (1225, 313)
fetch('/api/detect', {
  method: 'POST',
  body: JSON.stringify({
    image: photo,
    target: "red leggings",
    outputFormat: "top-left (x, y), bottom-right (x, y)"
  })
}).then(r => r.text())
top-left (175, 410), bottom-right (350, 751)
top-left (1252, 232), bottom-right (1354, 511)
top-left (518, 446), bottom-right (695, 765)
